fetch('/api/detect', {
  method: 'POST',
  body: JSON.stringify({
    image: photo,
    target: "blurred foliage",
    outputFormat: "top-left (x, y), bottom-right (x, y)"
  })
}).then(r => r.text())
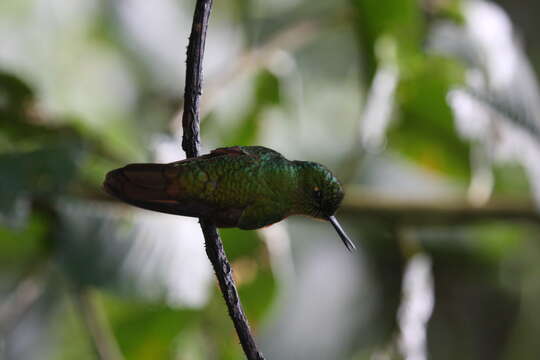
top-left (353, 0), bottom-right (423, 65)
top-left (0, 213), bottom-right (48, 269)
top-left (391, 56), bottom-right (468, 177)
top-left (223, 69), bottom-right (281, 146)
top-left (1, 0), bottom-right (540, 360)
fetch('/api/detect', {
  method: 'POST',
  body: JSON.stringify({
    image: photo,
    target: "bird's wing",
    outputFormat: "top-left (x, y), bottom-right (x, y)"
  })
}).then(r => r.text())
top-left (102, 146), bottom-right (284, 225)
top-left (103, 162), bottom-right (245, 226)
top-left (206, 146), bottom-right (248, 158)
top-left (229, 146), bottom-right (284, 159)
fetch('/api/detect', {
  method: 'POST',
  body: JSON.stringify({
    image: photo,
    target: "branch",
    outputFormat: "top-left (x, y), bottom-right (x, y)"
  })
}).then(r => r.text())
top-left (462, 88), bottom-right (540, 144)
top-left (200, 20), bottom-right (319, 115)
top-left (0, 270), bottom-right (45, 336)
top-left (73, 287), bottom-right (124, 360)
top-left (342, 187), bottom-right (540, 225)
top-left (181, 1), bottom-right (265, 359)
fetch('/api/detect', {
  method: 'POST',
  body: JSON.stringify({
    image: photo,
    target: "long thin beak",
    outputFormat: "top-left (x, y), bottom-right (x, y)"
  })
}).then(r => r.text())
top-left (328, 216), bottom-right (356, 252)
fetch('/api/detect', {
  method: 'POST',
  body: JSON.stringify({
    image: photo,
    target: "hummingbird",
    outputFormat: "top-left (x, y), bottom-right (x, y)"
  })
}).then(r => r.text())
top-left (103, 146), bottom-right (355, 251)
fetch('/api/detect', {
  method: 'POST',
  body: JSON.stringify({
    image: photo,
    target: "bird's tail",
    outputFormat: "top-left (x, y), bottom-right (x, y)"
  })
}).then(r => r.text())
top-left (104, 163), bottom-right (182, 214)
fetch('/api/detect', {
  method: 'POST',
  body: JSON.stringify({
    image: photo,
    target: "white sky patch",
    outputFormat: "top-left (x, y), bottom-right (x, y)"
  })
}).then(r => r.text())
top-left (359, 36), bottom-right (399, 152)
top-left (121, 211), bottom-right (212, 308)
top-left (398, 253), bottom-right (434, 360)
top-left (432, 0), bottom-right (540, 207)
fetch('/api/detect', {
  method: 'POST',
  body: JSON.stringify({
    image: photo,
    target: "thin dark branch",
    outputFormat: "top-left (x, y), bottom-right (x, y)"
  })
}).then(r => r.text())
top-left (200, 221), bottom-right (265, 360)
top-left (181, 0), bottom-right (211, 157)
top-left (180, 1), bottom-right (265, 359)
top-left (73, 287), bottom-right (124, 360)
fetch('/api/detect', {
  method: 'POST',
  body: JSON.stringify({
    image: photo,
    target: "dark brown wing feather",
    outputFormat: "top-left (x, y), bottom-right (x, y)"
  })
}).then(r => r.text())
top-left (103, 162), bottom-right (244, 227)
top-left (205, 146), bottom-right (248, 158)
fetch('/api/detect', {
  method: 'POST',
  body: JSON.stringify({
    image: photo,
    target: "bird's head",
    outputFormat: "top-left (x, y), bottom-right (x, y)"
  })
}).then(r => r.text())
top-left (296, 161), bottom-right (344, 218)
top-left (295, 161), bottom-right (355, 252)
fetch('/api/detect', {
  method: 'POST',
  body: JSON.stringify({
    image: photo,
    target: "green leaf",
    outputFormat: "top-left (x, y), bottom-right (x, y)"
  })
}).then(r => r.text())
top-left (254, 69), bottom-right (280, 106)
top-left (238, 268), bottom-right (276, 322)
top-left (0, 213), bottom-right (48, 269)
top-left (388, 56), bottom-right (469, 178)
top-left (223, 69), bottom-right (281, 146)
top-left (0, 141), bottom-right (86, 221)
top-left (220, 228), bottom-right (262, 260)
top-left (101, 293), bottom-right (200, 360)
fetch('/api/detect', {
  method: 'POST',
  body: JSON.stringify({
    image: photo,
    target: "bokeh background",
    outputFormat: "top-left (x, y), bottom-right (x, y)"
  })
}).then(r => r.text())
top-left (2, 0), bottom-right (540, 359)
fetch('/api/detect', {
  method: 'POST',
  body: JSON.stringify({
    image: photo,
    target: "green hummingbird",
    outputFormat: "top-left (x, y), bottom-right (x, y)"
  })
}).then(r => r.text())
top-left (103, 146), bottom-right (355, 251)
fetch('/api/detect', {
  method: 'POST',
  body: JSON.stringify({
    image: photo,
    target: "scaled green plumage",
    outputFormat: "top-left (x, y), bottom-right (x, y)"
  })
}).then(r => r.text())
top-left (104, 146), bottom-right (355, 251)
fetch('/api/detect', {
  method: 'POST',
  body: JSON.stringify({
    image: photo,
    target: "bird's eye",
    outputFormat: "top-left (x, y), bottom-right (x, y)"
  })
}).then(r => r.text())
top-left (313, 187), bottom-right (322, 201)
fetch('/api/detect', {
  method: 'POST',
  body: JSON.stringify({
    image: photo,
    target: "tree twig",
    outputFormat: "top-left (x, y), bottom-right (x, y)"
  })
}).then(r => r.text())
top-left (0, 269), bottom-right (46, 336)
top-left (73, 287), bottom-right (124, 360)
top-left (181, 1), bottom-right (265, 359)
top-left (342, 187), bottom-right (540, 225)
